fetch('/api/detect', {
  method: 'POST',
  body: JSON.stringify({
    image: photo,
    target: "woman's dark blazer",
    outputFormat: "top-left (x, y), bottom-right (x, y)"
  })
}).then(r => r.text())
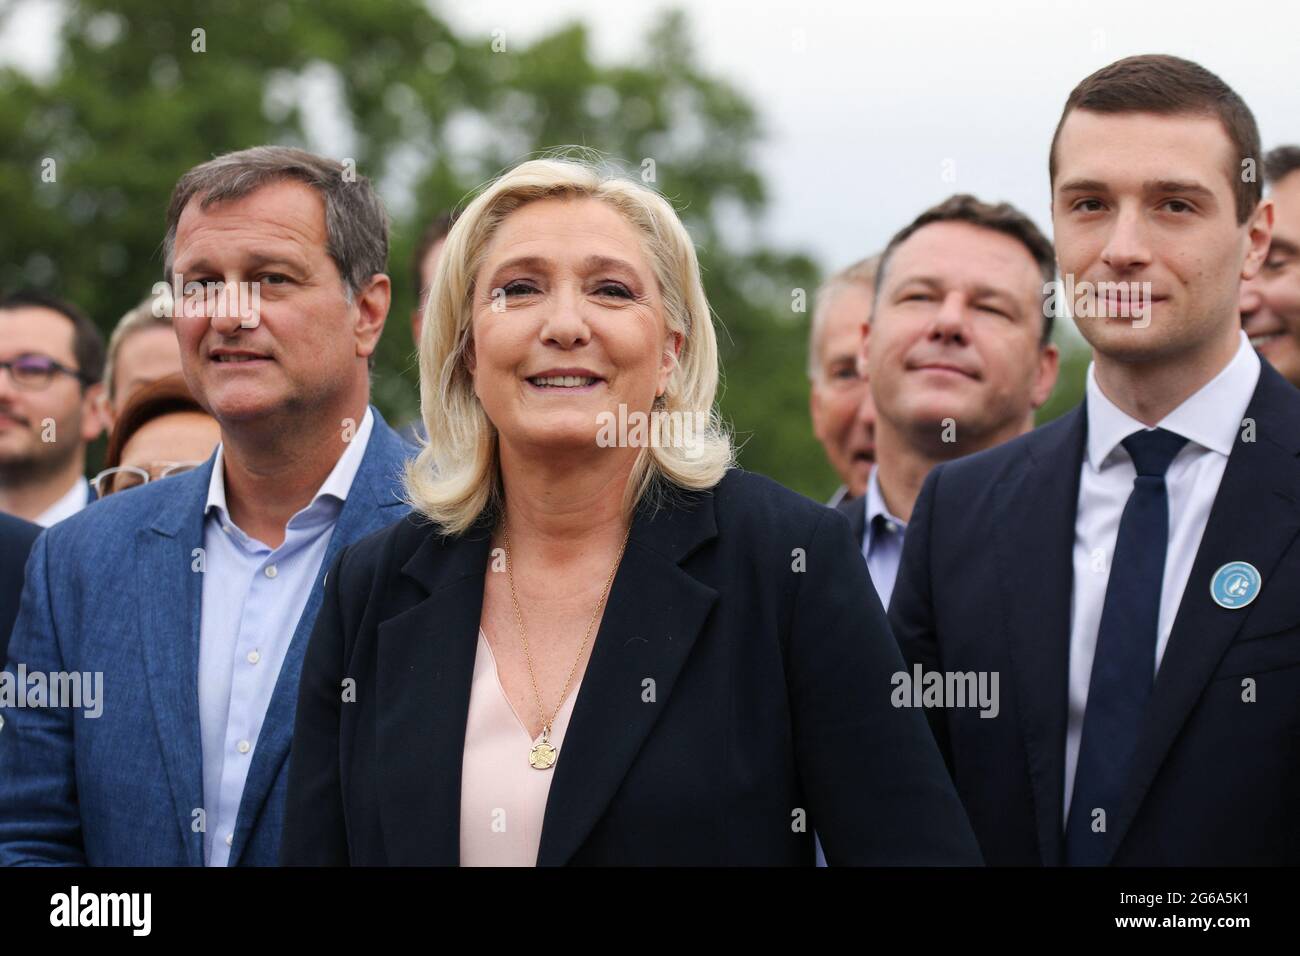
top-left (281, 469), bottom-right (982, 866)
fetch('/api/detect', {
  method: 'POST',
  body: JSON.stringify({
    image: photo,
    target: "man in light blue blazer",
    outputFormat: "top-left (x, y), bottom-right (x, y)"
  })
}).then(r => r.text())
top-left (0, 146), bottom-right (414, 865)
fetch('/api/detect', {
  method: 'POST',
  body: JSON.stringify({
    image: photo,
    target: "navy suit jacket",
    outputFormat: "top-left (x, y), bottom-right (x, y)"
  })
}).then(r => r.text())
top-left (282, 469), bottom-right (983, 866)
top-left (0, 409), bottom-right (413, 865)
top-left (890, 362), bottom-right (1300, 865)
top-left (837, 495), bottom-right (867, 552)
top-left (0, 512), bottom-right (42, 665)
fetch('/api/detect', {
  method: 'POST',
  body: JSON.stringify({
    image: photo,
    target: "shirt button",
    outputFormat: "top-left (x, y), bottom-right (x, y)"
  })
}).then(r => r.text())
top-left (264, 565), bottom-right (278, 578)
top-left (223, 524), bottom-right (232, 534)
top-left (247, 650), bottom-right (260, 665)
top-left (237, 740), bottom-right (251, 754)
top-left (225, 833), bottom-right (234, 847)
top-left (885, 521), bottom-right (898, 534)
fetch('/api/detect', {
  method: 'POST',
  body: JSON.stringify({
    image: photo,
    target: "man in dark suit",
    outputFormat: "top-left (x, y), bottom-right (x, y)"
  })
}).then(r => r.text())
top-left (0, 512), bottom-right (40, 663)
top-left (891, 54), bottom-right (1294, 865)
top-left (838, 194), bottom-right (1060, 608)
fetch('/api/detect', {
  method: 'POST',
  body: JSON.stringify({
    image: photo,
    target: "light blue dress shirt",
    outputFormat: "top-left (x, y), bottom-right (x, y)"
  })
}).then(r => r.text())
top-left (197, 409), bottom-right (374, 866)
top-left (860, 467), bottom-right (908, 610)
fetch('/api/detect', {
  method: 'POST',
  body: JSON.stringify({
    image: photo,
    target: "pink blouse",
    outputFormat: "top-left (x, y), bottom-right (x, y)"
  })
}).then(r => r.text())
top-left (458, 628), bottom-right (585, 866)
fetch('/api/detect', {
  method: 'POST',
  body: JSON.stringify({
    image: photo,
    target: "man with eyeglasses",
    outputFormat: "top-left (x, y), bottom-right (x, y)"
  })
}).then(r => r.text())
top-left (0, 290), bottom-right (106, 526)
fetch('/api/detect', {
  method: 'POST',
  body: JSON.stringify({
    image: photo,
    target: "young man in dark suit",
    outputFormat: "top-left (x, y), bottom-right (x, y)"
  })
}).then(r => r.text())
top-left (890, 54), bottom-right (1293, 865)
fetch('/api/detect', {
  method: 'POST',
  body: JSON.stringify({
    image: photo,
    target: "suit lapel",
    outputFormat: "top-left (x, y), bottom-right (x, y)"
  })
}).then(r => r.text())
top-left (995, 408), bottom-right (1086, 867)
top-left (537, 490), bottom-right (719, 866)
top-left (375, 521), bottom-right (491, 865)
top-left (1105, 365), bottom-right (1300, 860)
top-left (139, 462), bottom-right (213, 867)
top-left (370, 487), bottom-right (720, 866)
top-left (839, 495), bottom-right (866, 547)
top-left (229, 411), bottom-right (412, 863)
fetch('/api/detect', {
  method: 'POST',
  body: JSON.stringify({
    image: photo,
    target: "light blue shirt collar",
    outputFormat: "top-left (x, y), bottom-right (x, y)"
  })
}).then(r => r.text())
top-left (860, 467), bottom-right (907, 611)
top-left (864, 467), bottom-right (906, 545)
top-left (204, 406), bottom-right (375, 535)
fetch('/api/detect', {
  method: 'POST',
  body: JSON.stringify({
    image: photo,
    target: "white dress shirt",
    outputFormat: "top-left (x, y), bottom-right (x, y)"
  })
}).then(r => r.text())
top-left (34, 476), bottom-right (90, 527)
top-left (197, 408), bottom-right (374, 865)
top-left (1063, 332), bottom-right (1260, 821)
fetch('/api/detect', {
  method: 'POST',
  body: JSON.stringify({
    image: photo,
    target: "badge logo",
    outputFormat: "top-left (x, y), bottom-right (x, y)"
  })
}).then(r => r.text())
top-left (1210, 561), bottom-right (1261, 610)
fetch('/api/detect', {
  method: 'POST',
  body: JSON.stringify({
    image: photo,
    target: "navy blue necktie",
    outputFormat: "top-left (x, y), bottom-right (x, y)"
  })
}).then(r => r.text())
top-left (1065, 427), bottom-right (1188, 866)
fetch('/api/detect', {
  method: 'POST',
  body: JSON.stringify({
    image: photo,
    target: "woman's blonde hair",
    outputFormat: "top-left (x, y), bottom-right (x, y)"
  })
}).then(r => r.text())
top-left (403, 153), bottom-right (734, 535)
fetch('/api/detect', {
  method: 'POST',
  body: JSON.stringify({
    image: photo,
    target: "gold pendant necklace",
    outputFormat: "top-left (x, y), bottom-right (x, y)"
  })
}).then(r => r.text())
top-left (529, 736), bottom-right (558, 770)
top-left (503, 518), bottom-right (631, 771)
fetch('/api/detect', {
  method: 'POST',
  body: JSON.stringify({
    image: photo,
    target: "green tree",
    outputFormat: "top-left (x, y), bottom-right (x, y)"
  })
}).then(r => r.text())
top-left (0, 0), bottom-right (1082, 497)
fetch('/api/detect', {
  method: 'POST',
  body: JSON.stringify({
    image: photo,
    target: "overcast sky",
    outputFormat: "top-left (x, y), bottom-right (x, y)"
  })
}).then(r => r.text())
top-left (4, 0), bottom-right (1296, 276)
top-left (445, 0), bottom-right (1298, 274)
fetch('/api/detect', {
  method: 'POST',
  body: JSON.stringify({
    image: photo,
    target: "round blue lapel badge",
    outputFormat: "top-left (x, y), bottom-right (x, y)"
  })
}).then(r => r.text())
top-left (1210, 561), bottom-right (1261, 610)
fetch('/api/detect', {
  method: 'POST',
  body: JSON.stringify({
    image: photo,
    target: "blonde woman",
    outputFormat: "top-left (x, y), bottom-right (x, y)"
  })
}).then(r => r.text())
top-left (282, 157), bottom-right (980, 866)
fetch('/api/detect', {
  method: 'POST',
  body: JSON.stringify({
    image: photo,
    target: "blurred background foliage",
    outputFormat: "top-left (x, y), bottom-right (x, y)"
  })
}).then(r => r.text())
top-left (0, 0), bottom-right (1084, 500)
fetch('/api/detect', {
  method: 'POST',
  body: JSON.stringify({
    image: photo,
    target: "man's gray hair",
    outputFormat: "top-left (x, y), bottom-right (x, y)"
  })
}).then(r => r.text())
top-left (808, 255), bottom-right (880, 380)
top-left (162, 145), bottom-right (390, 298)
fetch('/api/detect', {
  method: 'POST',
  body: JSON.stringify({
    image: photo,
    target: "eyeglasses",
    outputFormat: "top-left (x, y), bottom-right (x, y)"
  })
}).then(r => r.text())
top-left (0, 354), bottom-right (94, 391)
top-left (91, 461), bottom-right (202, 497)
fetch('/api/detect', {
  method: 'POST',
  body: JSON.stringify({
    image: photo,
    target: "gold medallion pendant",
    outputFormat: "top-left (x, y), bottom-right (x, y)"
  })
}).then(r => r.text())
top-left (529, 735), bottom-right (558, 770)
top-left (502, 517), bottom-right (631, 775)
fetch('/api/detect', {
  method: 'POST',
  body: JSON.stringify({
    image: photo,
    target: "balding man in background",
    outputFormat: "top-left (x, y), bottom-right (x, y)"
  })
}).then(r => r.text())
top-left (808, 256), bottom-right (879, 506)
